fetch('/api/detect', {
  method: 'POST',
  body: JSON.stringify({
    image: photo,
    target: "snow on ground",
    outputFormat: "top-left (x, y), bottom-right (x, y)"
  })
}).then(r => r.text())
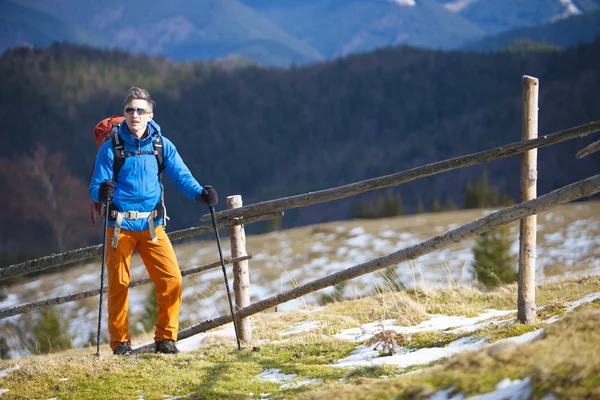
top-left (0, 365), bottom-right (20, 378)
top-left (334, 336), bottom-right (488, 368)
top-left (544, 291), bottom-right (600, 323)
top-left (256, 368), bottom-right (322, 392)
top-left (334, 309), bottom-right (515, 342)
top-left (279, 321), bottom-right (319, 336)
top-left (331, 310), bottom-right (541, 369)
top-left (2, 205), bottom-right (599, 358)
top-left (430, 378), bottom-right (531, 400)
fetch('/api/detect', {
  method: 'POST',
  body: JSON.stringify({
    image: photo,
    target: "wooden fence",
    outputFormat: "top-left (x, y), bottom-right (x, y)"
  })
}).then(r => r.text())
top-left (1, 76), bottom-right (600, 351)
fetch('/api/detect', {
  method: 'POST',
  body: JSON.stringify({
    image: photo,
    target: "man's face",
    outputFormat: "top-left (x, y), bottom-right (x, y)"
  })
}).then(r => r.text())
top-left (124, 99), bottom-right (153, 138)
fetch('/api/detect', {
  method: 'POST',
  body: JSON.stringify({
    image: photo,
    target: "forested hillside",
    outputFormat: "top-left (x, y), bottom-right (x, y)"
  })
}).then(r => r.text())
top-left (0, 39), bottom-right (599, 260)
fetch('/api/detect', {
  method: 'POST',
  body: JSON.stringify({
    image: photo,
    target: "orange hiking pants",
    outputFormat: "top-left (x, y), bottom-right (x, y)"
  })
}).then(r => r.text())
top-left (105, 225), bottom-right (182, 351)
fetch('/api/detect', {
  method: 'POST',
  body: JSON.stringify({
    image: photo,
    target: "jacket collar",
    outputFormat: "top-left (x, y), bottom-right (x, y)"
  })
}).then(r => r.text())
top-left (119, 120), bottom-right (162, 146)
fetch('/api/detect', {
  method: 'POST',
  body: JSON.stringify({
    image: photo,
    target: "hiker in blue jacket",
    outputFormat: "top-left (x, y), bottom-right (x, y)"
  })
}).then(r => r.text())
top-left (89, 87), bottom-right (218, 356)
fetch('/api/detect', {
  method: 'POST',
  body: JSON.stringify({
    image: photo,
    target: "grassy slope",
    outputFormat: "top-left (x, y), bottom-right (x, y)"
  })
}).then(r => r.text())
top-left (1, 276), bottom-right (599, 399)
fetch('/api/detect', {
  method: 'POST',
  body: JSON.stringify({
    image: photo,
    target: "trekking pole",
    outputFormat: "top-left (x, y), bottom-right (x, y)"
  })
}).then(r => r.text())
top-left (95, 200), bottom-right (110, 357)
top-left (205, 187), bottom-right (243, 351)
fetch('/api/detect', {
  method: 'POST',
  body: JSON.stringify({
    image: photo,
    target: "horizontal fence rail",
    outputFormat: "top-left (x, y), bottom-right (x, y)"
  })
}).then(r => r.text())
top-left (0, 255), bottom-right (252, 320)
top-left (577, 139), bottom-right (600, 159)
top-left (201, 120), bottom-right (600, 222)
top-left (0, 212), bottom-right (283, 282)
top-left (131, 173), bottom-right (600, 351)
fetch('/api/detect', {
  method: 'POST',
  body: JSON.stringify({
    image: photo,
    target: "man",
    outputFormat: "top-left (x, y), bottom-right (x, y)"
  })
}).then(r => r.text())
top-left (89, 87), bottom-right (218, 356)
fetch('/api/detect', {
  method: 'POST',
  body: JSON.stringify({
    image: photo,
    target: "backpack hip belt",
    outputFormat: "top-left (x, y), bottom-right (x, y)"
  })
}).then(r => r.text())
top-left (108, 203), bottom-right (164, 248)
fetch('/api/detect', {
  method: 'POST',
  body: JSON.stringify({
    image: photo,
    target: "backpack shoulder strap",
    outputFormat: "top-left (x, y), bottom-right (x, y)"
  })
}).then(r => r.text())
top-left (153, 136), bottom-right (165, 174)
top-left (110, 124), bottom-right (125, 181)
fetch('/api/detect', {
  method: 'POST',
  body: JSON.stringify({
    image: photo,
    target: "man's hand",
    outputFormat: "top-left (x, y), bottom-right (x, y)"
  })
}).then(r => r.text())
top-left (99, 180), bottom-right (115, 202)
top-left (197, 187), bottom-right (218, 207)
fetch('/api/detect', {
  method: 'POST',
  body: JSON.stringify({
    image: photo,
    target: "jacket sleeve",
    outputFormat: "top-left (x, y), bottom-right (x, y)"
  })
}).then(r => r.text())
top-left (89, 141), bottom-right (115, 202)
top-left (162, 137), bottom-right (204, 202)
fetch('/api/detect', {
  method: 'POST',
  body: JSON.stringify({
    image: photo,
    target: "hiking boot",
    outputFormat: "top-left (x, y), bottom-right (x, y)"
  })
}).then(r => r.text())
top-left (155, 340), bottom-right (180, 354)
top-left (113, 341), bottom-right (136, 357)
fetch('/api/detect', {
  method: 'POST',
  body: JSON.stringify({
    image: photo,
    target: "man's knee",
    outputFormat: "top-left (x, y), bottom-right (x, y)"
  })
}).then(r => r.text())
top-left (157, 272), bottom-right (182, 293)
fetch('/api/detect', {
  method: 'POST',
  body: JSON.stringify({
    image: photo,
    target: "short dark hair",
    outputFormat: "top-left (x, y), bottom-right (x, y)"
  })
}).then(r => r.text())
top-left (123, 87), bottom-right (155, 111)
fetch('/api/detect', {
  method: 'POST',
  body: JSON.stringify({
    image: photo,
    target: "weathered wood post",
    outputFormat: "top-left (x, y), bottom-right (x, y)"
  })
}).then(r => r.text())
top-left (518, 75), bottom-right (539, 324)
top-left (227, 195), bottom-right (252, 344)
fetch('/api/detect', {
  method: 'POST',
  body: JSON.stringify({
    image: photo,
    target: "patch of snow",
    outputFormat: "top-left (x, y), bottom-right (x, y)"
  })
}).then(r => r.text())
top-left (467, 378), bottom-right (531, 400)
top-left (336, 247), bottom-right (348, 256)
top-left (565, 291), bottom-right (600, 311)
top-left (23, 279), bottom-right (43, 289)
top-left (391, 0), bottom-right (416, 7)
top-left (136, 323), bottom-right (238, 353)
top-left (559, 0), bottom-right (582, 16)
top-left (0, 389), bottom-right (9, 396)
top-left (334, 309), bottom-right (515, 342)
top-left (429, 378), bottom-right (531, 399)
top-left (164, 392), bottom-right (195, 400)
top-left (310, 243), bottom-right (332, 252)
top-left (258, 368), bottom-right (296, 383)
top-left (545, 291), bottom-right (600, 323)
top-left (334, 336), bottom-right (488, 368)
top-left (429, 388), bottom-right (463, 400)
top-left (345, 234), bottom-right (374, 247)
top-left (494, 329), bottom-right (545, 345)
top-left (280, 378), bottom-right (322, 389)
top-left (0, 293), bottom-right (19, 309)
top-left (348, 227), bottom-right (365, 236)
top-left (0, 365), bottom-right (20, 379)
top-left (444, 0), bottom-right (480, 13)
top-left (280, 321), bottom-right (318, 336)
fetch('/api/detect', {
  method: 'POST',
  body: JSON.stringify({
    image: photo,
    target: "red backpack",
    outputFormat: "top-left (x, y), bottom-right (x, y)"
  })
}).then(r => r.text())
top-left (89, 116), bottom-right (165, 226)
top-left (89, 116), bottom-right (125, 225)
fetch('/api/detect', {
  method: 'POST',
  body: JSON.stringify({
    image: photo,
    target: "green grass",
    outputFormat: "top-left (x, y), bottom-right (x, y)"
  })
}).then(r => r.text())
top-left (2, 276), bottom-right (600, 399)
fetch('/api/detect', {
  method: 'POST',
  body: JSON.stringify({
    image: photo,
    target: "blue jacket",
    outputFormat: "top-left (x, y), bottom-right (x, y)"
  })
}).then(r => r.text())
top-left (89, 120), bottom-right (204, 231)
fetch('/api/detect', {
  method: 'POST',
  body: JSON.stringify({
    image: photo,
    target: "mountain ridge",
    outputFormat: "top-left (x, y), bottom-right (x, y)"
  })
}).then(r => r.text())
top-left (4, 0), bottom-right (600, 65)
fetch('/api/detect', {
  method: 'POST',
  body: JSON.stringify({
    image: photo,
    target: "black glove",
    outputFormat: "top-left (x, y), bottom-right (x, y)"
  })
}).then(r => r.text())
top-left (196, 187), bottom-right (218, 207)
top-left (99, 180), bottom-right (115, 202)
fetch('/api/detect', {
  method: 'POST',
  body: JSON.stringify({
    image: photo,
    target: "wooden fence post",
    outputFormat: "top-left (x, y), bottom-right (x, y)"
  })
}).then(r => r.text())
top-left (518, 75), bottom-right (539, 324)
top-left (227, 195), bottom-right (252, 344)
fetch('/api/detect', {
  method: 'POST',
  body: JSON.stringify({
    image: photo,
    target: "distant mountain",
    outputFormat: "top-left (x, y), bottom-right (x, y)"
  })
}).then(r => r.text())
top-left (437, 0), bottom-right (599, 34)
top-left (242, 0), bottom-right (485, 56)
top-left (5, 0), bottom-right (323, 66)
top-left (0, 0), bottom-right (105, 51)
top-left (463, 10), bottom-right (600, 51)
top-left (2, 0), bottom-right (600, 65)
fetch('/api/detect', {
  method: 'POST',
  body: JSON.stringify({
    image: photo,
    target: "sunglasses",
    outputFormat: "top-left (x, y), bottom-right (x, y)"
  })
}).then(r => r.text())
top-left (125, 107), bottom-right (151, 115)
